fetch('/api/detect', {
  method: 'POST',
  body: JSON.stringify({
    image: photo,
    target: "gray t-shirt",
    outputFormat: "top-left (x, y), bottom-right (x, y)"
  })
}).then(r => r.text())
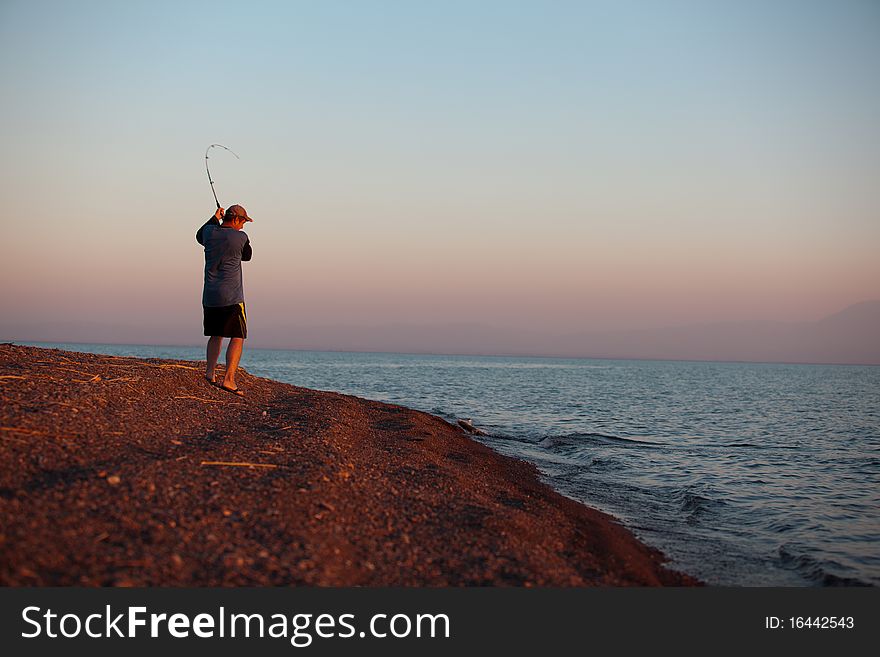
top-left (196, 218), bottom-right (252, 307)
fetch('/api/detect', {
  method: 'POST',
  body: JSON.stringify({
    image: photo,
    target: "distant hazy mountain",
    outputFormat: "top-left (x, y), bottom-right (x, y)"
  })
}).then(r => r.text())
top-left (252, 301), bottom-right (880, 365)
top-left (552, 300), bottom-right (880, 365)
top-left (4, 301), bottom-right (879, 365)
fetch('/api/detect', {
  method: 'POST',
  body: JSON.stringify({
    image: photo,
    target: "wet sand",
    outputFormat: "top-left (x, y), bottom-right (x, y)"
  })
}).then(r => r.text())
top-left (0, 344), bottom-right (699, 586)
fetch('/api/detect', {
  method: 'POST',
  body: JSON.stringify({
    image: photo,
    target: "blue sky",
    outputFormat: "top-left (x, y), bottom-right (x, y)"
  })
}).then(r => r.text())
top-left (1, 0), bottom-right (878, 346)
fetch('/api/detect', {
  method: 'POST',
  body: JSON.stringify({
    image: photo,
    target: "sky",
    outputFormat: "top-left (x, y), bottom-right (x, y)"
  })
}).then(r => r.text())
top-left (1, 0), bottom-right (879, 353)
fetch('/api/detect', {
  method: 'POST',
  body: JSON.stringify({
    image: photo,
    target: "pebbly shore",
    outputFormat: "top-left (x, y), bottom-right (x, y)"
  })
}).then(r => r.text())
top-left (0, 344), bottom-right (699, 586)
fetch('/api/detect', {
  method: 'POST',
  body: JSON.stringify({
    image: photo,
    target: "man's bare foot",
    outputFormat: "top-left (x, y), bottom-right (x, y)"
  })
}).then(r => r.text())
top-left (219, 384), bottom-right (244, 397)
top-left (205, 372), bottom-right (216, 384)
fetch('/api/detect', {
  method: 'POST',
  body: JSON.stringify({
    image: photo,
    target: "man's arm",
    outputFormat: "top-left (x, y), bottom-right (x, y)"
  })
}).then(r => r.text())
top-left (196, 207), bottom-right (224, 245)
top-left (242, 238), bottom-right (252, 261)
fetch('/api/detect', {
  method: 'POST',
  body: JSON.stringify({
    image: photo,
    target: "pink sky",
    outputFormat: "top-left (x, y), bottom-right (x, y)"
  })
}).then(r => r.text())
top-left (2, 2), bottom-right (879, 354)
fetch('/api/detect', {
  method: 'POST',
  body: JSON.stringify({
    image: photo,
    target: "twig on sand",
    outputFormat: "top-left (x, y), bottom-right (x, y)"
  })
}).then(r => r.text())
top-left (200, 460), bottom-right (279, 469)
top-left (31, 375), bottom-right (68, 383)
top-left (156, 364), bottom-right (200, 371)
top-left (1, 426), bottom-right (78, 440)
top-left (73, 374), bottom-right (103, 383)
top-left (56, 367), bottom-right (102, 379)
top-left (173, 395), bottom-right (225, 403)
top-left (1, 426), bottom-right (48, 436)
top-left (0, 375), bottom-right (27, 380)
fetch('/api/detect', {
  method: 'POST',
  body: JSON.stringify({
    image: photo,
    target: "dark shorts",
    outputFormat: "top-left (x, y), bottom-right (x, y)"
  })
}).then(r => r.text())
top-left (203, 303), bottom-right (247, 339)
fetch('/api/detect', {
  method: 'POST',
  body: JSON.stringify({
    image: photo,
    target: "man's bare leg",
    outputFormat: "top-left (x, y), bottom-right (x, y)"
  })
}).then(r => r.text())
top-left (222, 337), bottom-right (244, 389)
top-left (206, 336), bottom-right (223, 382)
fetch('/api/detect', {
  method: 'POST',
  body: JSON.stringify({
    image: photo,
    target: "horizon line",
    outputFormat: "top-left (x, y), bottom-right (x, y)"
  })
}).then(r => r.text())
top-left (13, 339), bottom-right (880, 369)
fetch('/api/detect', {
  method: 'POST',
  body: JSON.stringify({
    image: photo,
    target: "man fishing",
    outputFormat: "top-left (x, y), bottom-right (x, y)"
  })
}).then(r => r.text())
top-left (196, 204), bottom-right (253, 396)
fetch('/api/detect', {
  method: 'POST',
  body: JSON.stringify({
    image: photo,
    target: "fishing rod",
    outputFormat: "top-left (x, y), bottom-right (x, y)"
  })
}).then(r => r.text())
top-left (204, 143), bottom-right (240, 209)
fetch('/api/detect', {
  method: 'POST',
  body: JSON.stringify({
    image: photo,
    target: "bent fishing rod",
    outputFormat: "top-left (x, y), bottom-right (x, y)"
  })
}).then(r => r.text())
top-left (204, 143), bottom-right (240, 209)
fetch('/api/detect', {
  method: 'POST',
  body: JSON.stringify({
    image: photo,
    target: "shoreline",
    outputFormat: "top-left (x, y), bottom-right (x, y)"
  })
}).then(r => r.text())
top-left (0, 344), bottom-right (699, 586)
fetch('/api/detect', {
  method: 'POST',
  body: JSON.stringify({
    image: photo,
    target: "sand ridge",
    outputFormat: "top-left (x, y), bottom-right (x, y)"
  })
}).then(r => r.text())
top-left (0, 344), bottom-right (698, 586)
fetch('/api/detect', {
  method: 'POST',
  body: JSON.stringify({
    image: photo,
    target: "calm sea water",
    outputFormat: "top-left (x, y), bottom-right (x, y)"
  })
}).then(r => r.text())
top-left (27, 343), bottom-right (880, 586)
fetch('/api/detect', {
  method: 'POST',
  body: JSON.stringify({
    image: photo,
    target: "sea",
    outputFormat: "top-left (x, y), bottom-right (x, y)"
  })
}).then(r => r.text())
top-left (23, 342), bottom-right (880, 586)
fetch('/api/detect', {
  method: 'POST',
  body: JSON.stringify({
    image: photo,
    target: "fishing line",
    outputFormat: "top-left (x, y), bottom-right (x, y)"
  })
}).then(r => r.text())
top-left (204, 143), bottom-right (240, 209)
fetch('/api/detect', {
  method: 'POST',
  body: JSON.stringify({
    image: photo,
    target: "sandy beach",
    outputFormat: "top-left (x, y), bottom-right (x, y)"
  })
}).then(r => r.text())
top-left (0, 344), bottom-right (698, 586)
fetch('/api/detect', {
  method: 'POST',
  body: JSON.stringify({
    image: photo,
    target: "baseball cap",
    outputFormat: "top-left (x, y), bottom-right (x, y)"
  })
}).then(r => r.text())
top-left (225, 204), bottom-right (253, 222)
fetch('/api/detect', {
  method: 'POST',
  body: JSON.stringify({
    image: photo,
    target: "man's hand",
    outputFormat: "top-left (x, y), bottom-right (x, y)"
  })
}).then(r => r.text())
top-left (214, 207), bottom-right (225, 222)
